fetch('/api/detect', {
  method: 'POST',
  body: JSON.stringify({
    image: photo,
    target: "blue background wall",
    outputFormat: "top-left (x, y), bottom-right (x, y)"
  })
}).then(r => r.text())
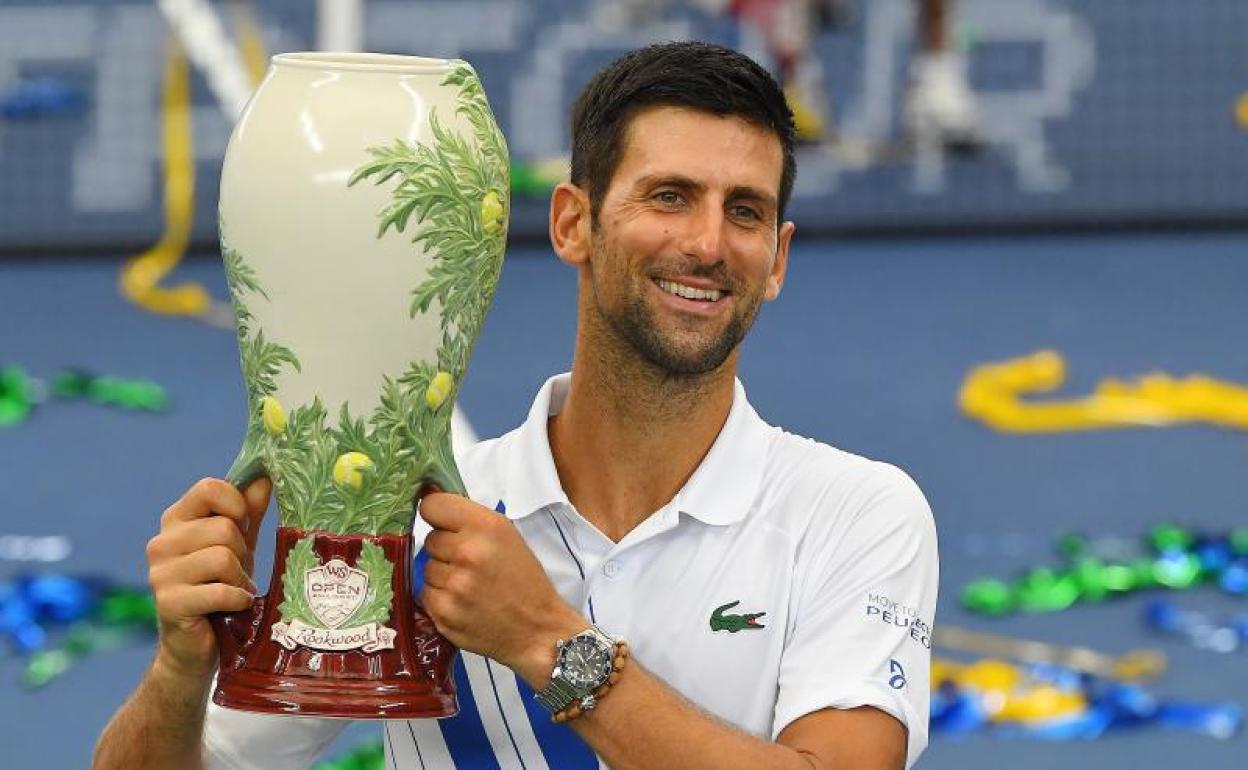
top-left (1, 0), bottom-right (1246, 251)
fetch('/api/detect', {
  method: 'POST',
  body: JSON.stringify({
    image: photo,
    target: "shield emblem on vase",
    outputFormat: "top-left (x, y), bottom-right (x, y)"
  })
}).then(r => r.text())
top-left (305, 558), bottom-right (369, 629)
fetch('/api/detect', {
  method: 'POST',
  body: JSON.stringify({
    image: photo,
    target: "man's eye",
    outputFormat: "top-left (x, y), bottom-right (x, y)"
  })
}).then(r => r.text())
top-left (654, 191), bottom-right (682, 205)
top-left (731, 205), bottom-right (761, 221)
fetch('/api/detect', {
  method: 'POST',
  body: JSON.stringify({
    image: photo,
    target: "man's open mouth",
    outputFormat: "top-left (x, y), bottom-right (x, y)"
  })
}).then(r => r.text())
top-left (654, 278), bottom-right (725, 302)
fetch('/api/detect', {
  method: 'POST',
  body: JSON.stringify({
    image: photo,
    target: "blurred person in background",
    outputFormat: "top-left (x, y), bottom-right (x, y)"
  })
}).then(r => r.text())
top-left (94, 41), bottom-right (936, 770)
top-left (606, 0), bottom-right (981, 147)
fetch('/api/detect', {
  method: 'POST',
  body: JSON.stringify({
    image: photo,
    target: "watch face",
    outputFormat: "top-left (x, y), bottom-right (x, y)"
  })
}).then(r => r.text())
top-left (558, 635), bottom-right (612, 687)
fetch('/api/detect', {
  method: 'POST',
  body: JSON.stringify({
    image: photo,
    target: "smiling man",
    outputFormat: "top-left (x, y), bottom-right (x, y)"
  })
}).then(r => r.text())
top-left (95, 42), bottom-right (937, 770)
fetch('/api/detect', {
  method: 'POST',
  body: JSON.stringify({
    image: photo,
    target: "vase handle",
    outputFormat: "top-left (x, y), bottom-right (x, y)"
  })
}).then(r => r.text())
top-left (226, 449), bottom-right (266, 490)
top-left (214, 448), bottom-right (269, 672)
top-left (210, 593), bottom-right (266, 673)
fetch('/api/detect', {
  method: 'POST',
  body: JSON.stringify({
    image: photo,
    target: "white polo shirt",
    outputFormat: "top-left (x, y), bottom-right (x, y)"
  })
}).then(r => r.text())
top-left (205, 373), bottom-right (938, 769)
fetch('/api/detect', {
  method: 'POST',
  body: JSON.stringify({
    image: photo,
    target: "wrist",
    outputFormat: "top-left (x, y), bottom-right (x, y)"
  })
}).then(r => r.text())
top-left (152, 647), bottom-right (217, 693)
top-left (529, 625), bottom-right (627, 723)
top-left (511, 609), bottom-right (590, 690)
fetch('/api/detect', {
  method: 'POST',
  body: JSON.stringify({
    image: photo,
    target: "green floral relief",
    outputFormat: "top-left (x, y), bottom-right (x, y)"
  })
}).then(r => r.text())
top-left (222, 63), bottom-right (507, 541)
top-left (350, 540), bottom-right (397, 626)
top-left (278, 535), bottom-right (320, 623)
top-left (348, 63), bottom-right (508, 385)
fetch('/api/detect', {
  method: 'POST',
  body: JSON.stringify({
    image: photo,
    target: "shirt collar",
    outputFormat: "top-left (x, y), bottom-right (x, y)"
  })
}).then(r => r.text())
top-left (501, 374), bottom-right (574, 520)
top-left (672, 378), bottom-right (772, 526)
top-left (502, 373), bottom-right (772, 526)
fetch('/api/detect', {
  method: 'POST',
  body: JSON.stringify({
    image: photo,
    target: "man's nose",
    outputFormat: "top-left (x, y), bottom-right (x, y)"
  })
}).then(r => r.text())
top-left (679, 204), bottom-right (726, 264)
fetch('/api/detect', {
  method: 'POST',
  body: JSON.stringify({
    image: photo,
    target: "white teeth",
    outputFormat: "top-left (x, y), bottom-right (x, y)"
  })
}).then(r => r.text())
top-left (657, 279), bottom-right (723, 302)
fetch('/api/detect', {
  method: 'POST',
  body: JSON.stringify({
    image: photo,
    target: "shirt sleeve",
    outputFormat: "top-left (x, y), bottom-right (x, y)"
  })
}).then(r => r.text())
top-left (772, 462), bottom-right (939, 769)
top-left (202, 691), bottom-right (350, 770)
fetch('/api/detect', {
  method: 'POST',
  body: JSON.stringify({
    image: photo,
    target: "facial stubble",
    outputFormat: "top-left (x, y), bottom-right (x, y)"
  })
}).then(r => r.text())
top-left (588, 232), bottom-right (767, 378)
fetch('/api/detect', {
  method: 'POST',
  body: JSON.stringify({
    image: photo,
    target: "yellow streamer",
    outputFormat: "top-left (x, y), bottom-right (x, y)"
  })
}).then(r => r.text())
top-left (120, 3), bottom-right (268, 327)
top-left (959, 350), bottom-right (1248, 433)
top-left (1235, 92), bottom-right (1248, 129)
top-left (119, 38), bottom-right (209, 318)
top-left (231, 0), bottom-right (270, 84)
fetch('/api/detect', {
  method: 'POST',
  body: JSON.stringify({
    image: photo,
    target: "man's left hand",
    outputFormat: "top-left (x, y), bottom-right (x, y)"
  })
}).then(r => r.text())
top-left (418, 492), bottom-right (587, 686)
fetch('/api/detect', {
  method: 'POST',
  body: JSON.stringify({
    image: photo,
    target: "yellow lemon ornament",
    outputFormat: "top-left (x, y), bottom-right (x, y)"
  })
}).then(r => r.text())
top-left (480, 190), bottom-right (505, 236)
top-left (261, 396), bottom-right (287, 435)
top-left (425, 371), bottom-right (455, 410)
top-left (333, 451), bottom-right (374, 489)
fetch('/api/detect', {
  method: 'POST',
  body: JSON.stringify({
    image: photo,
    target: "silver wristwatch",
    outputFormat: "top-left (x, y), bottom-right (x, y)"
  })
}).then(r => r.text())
top-left (534, 625), bottom-right (616, 714)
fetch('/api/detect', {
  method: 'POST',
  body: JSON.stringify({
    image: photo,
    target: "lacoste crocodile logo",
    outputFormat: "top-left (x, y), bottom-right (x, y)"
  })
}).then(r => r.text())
top-left (710, 600), bottom-right (767, 633)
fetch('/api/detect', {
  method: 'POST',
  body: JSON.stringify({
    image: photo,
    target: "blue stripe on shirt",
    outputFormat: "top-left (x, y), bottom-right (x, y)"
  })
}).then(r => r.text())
top-left (513, 500), bottom-right (599, 767)
top-left (516, 675), bottom-right (600, 769)
top-left (412, 501), bottom-right (509, 768)
top-left (484, 658), bottom-right (528, 769)
top-left (439, 654), bottom-right (504, 770)
top-left (416, 498), bottom-right (598, 768)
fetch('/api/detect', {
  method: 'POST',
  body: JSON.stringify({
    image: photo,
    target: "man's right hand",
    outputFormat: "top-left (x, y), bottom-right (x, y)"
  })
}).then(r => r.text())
top-left (145, 476), bottom-right (271, 683)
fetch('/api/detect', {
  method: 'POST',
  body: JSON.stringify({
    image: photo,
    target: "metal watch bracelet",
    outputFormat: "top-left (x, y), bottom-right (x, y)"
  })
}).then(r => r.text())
top-left (535, 676), bottom-right (583, 712)
top-left (534, 626), bottom-right (618, 713)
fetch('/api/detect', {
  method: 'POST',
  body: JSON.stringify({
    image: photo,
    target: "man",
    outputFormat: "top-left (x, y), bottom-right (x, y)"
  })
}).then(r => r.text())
top-left (95, 42), bottom-right (937, 769)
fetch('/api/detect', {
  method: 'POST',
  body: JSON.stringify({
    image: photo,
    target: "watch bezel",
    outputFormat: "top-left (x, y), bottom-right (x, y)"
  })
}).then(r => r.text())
top-left (556, 633), bottom-right (614, 688)
top-left (535, 626), bottom-right (618, 714)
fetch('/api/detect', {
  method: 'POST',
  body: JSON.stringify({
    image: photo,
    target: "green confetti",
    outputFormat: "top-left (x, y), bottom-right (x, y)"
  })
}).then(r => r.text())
top-left (961, 579), bottom-right (1015, 616)
top-left (312, 740), bottom-right (385, 770)
top-left (24, 650), bottom-right (71, 688)
top-left (1150, 524), bottom-right (1194, 554)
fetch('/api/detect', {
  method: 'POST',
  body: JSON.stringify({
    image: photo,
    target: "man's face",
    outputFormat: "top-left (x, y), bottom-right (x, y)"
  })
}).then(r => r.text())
top-left (584, 106), bottom-right (793, 376)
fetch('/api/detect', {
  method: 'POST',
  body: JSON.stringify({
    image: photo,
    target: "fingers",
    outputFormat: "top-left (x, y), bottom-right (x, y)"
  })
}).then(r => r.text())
top-left (418, 492), bottom-right (470, 532)
top-left (422, 528), bottom-right (498, 569)
top-left (157, 582), bottom-right (255, 621)
top-left (242, 475), bottom-right (272, 513)
top-left (143, 479), bottom-right (266, 679)
top-left (419, 585), bottom-right (450, 638)
top-left (423, 556), bottom-right (453, 590)
top-left (150, 545), bottom-right (256, 597)
top-left (147, 514), bottom-right (249, 566)
top-left (162, 477), bottom-right (250, 533)
top-left (423, 531), bottom-right (455, 562)
top-left (421, 496), bottom-right (521, 569)
top-left (240, 476), bottom-right (272, 554)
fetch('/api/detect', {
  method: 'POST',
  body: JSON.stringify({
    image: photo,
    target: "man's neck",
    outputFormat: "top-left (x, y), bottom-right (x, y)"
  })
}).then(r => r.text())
top-left (548, 340), bottom-right (736, 543)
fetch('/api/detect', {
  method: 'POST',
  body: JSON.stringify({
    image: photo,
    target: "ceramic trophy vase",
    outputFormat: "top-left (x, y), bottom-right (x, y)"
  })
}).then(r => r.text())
top-left (212, 52), bottom-right (508, 718)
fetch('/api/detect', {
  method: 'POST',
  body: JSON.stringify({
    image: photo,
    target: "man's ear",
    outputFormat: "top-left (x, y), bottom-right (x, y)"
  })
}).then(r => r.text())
top-left (765, 220), bottom-right (795, 301)
top-left (550, 181), bottom-right (592, 266)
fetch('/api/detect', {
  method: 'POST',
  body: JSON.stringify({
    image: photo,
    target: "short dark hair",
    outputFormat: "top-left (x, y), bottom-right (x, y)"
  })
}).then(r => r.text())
top-left (569, 41), bottom-right (796, 224)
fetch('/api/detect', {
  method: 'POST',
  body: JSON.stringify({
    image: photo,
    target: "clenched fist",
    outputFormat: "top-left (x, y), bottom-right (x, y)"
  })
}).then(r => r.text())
top-left (418, 492), bottom-right (586, 688)
top-left (145, 476), bottom-right (271, 683)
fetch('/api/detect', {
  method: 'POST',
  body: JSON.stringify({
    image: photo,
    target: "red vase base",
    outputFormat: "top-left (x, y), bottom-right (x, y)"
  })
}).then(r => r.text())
top-left (209, 528), bottom-right (459, 719)
top-left (213, 667), bottom-right (458, 719)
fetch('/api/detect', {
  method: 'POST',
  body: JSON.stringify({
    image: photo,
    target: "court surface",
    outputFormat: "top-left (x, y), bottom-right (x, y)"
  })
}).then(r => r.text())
top-left (2, 231), bottom-right (1246, 768)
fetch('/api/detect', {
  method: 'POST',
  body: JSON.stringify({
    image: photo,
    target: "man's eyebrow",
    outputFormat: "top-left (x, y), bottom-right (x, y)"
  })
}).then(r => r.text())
top-left (634, 173), bottom-right (705, 193)
top-left (634, 174), bottom-right (778, 209)
top-left (725, 185), bottom-right (778, 210)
